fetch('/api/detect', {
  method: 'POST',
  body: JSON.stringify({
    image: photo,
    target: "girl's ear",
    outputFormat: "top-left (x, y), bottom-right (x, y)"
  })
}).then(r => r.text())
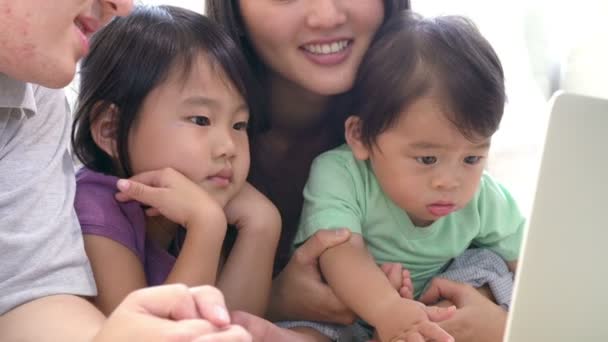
top-left (91, 103), bottom-right (119, 158)
top-left (344, 115), bottom-right (370, 161)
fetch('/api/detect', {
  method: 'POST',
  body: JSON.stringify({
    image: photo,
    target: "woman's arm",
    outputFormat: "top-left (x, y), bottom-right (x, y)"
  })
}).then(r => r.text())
top-left (217, 183), bottom-right (281, 315)
top-left (265, 228), bottom-right (357, 324)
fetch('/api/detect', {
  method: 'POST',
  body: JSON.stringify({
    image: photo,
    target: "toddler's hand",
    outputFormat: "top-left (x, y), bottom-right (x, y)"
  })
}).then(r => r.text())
top-left (380, 263), bottom-right (414, 300)
top-left (376, 298), bottom-right (454, 342)
top-left (115, 168), bottom-right (226, 229)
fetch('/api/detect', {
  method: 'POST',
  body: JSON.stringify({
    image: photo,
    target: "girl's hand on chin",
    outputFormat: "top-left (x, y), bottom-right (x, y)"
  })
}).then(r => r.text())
top-left (223, 182), bottom-right (281, 237)
top-left (115, 167), bottom-right (226, 229)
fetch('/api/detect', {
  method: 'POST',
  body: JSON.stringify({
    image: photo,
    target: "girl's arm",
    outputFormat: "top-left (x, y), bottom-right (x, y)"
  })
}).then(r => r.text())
top-left (163, 214), bottom-right (227, 287)
top-left (84, 235), bottom-right (148, 315)
top-left (114, 168), bottom-right (229, 292)
top-left (217, 183), bottom-right (281, 315)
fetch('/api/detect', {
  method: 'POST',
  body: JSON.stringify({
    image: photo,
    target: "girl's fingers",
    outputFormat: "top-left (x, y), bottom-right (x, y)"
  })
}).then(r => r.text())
top-left (126, 169), bottom-right (173, 187)
top-left (145, 207), bottom-right (161, 216)
top-left (115, 168), bottom-right (181, 202)
top-left (115, 178), bottom-right (163, 207)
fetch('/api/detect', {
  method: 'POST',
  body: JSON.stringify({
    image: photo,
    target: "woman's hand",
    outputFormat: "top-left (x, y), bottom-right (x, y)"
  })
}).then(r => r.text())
top-left (115, 168), bottom-right (226, 229)
top-left (95, 284), bottom-right (251, 342)
top-left (418, 278), bottom-right (508, 342)
top-left (266, 229), bottom-right (356, 324)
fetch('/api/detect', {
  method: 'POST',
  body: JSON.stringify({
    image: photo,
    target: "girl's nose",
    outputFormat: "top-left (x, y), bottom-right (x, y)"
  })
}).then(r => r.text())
top-left (213, 131), bottom-right (237, 159)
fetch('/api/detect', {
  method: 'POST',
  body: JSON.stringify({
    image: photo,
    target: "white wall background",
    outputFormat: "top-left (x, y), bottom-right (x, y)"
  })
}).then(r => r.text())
top-left (138, 0), bottom-right (204, 13)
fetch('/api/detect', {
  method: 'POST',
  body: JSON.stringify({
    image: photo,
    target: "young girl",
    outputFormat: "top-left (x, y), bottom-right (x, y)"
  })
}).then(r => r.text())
top-left (293, 11), bottom-right (524, 342)
top-left (71, 5), bottom-right (281, 317)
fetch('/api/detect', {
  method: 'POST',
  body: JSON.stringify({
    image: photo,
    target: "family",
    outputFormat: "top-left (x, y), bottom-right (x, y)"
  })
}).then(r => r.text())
top-left (0, 1), bottom-right (524, 341)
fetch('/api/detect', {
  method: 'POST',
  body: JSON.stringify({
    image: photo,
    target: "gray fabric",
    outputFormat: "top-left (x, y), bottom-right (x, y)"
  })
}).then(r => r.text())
top-left (276, 321), bottom-right (342, 340)
top-left (0, 74), bottom-right (96, 314)
top-left (275, 320), bottom-right (371, 342)
top-left (435, 248), bottom-right (514, 310)
top-left (277, 248), bottom-right (514, 341)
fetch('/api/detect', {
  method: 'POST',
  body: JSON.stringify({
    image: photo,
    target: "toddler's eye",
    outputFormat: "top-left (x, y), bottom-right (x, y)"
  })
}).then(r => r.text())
top-left (416, 156), bottom-right (437, 165)
top-left (233, 121), bottom-right (249, 131)
top-left (189, 116), bottom-right (210, 126)
top-left (464, 156), bottom-right (483, 165)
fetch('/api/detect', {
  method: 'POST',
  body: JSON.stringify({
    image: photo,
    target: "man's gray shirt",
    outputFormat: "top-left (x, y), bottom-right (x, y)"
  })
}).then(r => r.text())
top-left (0, 74), bottom-right (96, 314)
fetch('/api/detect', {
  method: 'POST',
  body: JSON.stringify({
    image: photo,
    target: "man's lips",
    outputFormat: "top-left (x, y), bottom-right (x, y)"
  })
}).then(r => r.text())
top-left (75, 16), bottom-right (100, 38)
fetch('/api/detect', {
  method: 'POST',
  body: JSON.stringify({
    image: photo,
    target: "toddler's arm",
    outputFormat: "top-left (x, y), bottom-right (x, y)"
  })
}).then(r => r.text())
top-left (320, 233), bottom-right (453, 342)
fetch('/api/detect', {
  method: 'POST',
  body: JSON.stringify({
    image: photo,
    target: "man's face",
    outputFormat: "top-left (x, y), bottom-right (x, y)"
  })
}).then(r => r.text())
top-left (0, 0), bottom-right (133, 88)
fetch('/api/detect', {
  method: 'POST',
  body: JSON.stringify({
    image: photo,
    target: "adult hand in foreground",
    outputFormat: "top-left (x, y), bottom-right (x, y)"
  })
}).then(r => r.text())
top-left (418, 278), bottom-right (508, 342)
top-left (95, 284), bottom-right (251, 342)
top-left (267, 228), bottom-right (356, 324)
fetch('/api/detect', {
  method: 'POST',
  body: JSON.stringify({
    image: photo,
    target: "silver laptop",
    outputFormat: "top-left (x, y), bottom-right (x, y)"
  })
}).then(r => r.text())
top-left (504, 92), bottom-right (608, 341)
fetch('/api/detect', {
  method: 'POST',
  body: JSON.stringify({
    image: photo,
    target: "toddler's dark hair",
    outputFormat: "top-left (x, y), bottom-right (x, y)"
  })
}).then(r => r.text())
top-left (352, 10), bottom-right (506, 146)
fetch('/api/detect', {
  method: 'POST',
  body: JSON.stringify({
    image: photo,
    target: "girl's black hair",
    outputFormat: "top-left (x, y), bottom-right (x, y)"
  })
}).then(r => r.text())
top-left (352, 11), bottom-right (506, 147)
top-left (72, 5), bottom-right (260, 176)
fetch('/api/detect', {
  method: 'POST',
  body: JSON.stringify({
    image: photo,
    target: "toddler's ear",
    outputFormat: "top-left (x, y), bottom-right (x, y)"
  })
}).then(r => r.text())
top-left (344, 115), bottom-right (370, 161)
top-left (90, 102), bottom-right (119, 158)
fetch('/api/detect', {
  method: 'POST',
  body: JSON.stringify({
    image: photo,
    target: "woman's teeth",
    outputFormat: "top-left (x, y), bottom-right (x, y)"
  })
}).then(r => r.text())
top-left (302, 40), bottom-right (350, 55)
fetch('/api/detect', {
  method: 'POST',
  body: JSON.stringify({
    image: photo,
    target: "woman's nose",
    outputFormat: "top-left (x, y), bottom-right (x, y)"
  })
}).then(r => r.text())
top-left (306, 0), bottom-right (347, 29)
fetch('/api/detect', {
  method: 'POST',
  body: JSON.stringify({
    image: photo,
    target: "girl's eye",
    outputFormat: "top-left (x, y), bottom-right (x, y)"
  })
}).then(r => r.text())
top-left (233, 121), bottom-right (249, 131)
top-left (416, 156), bottom-right (437, 165)
top-left (464, 156), bottom-right (483, 165)
top-left (189, 116), bottom-right (210, 126)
